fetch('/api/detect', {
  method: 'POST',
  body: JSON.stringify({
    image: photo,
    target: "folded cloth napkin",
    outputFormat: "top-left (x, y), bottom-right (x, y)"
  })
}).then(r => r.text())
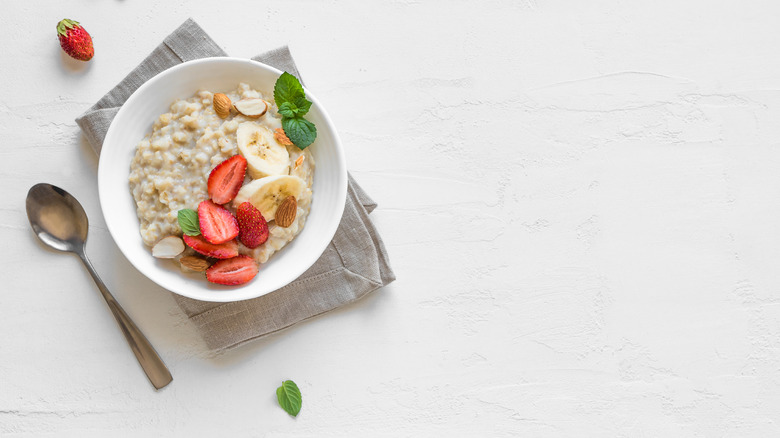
top-left (76, 18), bottom-right (395, 351)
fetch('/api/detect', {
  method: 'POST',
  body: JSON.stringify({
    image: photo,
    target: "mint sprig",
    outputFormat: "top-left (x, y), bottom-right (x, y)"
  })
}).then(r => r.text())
top-left (276, 380), bottom-right (302, 417)
top-left (177, 209), bottom-right (200, 236)
top-left (274, 73), bottom-right (316, 149)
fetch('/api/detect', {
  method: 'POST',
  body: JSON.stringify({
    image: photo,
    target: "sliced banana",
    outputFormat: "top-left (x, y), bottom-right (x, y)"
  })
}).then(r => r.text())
top-left (236, 122), bottom-right (290, 178)
top-left (233, 175), bottom-right (306, 221)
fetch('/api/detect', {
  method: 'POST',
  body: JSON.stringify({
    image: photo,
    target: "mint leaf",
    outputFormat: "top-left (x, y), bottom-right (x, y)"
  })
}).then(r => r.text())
top-left (282, 117), bottom-right (317, 149)
top-left (276, 380), bottom-right (302, 417)
top-left (279, 97), bottom-right (312, 118)
top-left (274, 72), bottom-right (305, 107)
top-left (278, 102), bottom-right (298, 118)
top-left (177, 209), bottom-right (200, 236)
top-left (291, 95), bottom-right (312, 116)
top-left (274, 72), bottom-right (317, 150)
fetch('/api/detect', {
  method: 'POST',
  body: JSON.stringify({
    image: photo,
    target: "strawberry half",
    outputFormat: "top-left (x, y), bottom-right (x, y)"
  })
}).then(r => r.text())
top-left (236, 202), bottom-right (269, 248)
top-left (206, 255), bottom-right (259, 286)
top-left (198, 200), bottom-right (239, 244)
top-left (57, 19), bottom-right (94, 61)
top-left (207, 155), bottom-right (247, 204)
top-left (182, 235), bottom-right (238, 259)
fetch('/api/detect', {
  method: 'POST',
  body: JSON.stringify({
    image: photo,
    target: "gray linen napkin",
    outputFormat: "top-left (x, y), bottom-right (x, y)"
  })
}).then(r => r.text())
top-left (76, 18), bottom-right (395, 351)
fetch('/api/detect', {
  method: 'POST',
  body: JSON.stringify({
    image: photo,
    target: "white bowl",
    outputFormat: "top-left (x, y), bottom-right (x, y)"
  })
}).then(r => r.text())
top-left (98, 58), bottom-right (347, 302)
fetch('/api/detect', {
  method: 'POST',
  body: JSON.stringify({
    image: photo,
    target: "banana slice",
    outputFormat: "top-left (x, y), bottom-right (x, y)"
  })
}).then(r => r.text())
top-left (236, 122), bottom-right (290, 178)
top-left (233, 175), bottom-right (305, 221)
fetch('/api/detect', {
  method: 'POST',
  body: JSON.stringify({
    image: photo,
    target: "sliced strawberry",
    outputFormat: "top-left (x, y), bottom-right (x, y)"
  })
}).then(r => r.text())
top-left (236, 202), bottom-right (269, 248)
top-left (198, 200), bottom-right (239, 244)
top-left (182, 234), bottom-right (238, 259)
top-left (207, 155), bottom-right (247, 204)
top-left (206, 255), bottom-right (258, 286)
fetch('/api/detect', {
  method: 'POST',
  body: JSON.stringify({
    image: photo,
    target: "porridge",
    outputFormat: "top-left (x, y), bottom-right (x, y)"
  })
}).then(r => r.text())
top-left (128, 81), bottom-right (316, 285)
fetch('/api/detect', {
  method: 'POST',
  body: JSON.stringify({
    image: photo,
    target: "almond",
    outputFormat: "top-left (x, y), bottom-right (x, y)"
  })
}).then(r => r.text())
top-left (274, 127), bottom-right (294, 146)
top-left (180, 256), bottom-right (211, 272)
top-left (294, 154), bottom-right (305, 169)
top-left (213, 93), bottom-right (232, 119)
top-left (233, 98), bottom-right (268, 118)
top-left (275, 196), bottom-right (297, 228)
top-left (152, 236), bottom-right (185, 258)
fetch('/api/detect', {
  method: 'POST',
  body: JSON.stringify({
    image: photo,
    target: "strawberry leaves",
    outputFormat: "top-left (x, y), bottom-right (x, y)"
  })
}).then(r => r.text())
top-left (273, 73), bottom-right (317, 149)
top-left (56, 19), bottom-right (79, 36)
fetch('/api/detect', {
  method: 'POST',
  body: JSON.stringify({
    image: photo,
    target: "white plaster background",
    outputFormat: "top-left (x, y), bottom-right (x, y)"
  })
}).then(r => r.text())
top-left (3, 1), bottom-right (780, 436)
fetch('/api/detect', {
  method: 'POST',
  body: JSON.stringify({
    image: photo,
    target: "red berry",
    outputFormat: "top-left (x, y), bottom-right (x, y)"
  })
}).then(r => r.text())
top-left (236, 202), bottom-right (269, 249)
top-left (206, 256), bottom-right (258, 286)
top-left (182, 234), bottom-right (238, 259)
top-left (198, 200), bottom-right (239, 244)
top-left (207, 155), bottom-right (247, 204)
top-left (57, 19), bottom-right (94, 61)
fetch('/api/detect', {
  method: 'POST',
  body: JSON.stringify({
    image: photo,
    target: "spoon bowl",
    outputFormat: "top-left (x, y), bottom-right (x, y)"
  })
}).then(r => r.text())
top-left (25, 183), bottom-right (172, 390)
top-left (26, 184), bottom-right (88, 253)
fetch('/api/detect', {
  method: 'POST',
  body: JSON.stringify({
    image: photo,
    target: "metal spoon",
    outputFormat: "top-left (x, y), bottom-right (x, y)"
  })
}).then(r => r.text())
top-left (25, 183), bottom-right (172, 390)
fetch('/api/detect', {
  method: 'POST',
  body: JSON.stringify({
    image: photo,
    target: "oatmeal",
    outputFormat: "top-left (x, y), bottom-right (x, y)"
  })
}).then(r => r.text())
top-left (128, 83), bottom-right (315, 268)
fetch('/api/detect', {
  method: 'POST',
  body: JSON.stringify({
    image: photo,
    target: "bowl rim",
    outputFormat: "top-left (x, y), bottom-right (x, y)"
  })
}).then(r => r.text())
top-left (98, 57), bottom-right (347, 302)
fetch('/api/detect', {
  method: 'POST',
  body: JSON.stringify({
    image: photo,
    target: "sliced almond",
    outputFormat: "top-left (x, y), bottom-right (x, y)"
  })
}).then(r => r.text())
top-left (275, 196), bottom-right (297, 228)
top-left (274, 127), bottom-right (294, 146)
top-left (213, 93), bottom-right (232, 118)
top-left (294, 155), bottom-right (305, 169)
top-left (152, 236), bottom-right (185, 258)
top-left (234, 98), bottom-right (268, 118)
top-left (180, 256), bottom-right (211, 272)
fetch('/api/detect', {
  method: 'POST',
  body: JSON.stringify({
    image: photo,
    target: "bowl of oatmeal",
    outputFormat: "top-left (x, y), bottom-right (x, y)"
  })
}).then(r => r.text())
top-left (98, 58), bottom-right (347, 302)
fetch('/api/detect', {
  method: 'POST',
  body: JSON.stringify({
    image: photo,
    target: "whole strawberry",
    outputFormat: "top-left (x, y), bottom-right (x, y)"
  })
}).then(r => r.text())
top-left (236, 202), bottom-right (269, 249)
top-left (57, 19), bottom-right (94, 61)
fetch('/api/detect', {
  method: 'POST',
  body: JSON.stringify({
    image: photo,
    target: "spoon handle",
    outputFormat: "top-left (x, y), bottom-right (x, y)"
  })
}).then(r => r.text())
top-left (77, 252), bottom-right (173, 390)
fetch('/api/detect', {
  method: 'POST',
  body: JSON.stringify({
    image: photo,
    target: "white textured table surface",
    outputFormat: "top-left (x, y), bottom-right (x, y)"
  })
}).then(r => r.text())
top-left (4, 1), bottom-right (780, 436)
